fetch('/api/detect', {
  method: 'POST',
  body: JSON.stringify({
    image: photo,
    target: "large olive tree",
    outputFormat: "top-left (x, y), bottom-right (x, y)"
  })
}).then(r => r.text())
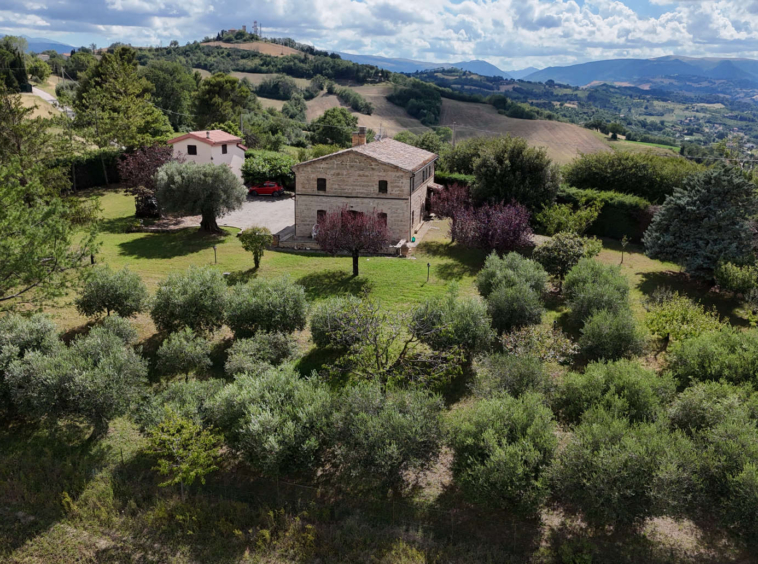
top-left (154, 161), bottom-right (247, 233)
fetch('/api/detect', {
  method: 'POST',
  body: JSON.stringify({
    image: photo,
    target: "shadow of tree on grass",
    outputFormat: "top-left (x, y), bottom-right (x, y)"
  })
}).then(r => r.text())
top-left (417, 241), bottom-right (487, 282)
top-left (638, 271), bottom-right (747, 328)
top-left (117, 228), bottom-right (230, 260)
top-left (297, 270), bottom-right (374, 301)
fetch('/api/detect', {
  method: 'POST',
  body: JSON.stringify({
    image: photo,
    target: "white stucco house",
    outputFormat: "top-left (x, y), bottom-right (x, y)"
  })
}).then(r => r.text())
top-left (167, 130), bottom-right (247, 181)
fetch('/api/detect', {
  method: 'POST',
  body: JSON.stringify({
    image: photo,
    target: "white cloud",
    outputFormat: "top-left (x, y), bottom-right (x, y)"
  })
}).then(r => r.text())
top-left (4, 0), bottom-right (758, 69)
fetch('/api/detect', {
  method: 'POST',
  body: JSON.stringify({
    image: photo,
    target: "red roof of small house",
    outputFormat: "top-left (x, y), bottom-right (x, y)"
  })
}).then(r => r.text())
top-left (168, 130), bottom-right (243, 147)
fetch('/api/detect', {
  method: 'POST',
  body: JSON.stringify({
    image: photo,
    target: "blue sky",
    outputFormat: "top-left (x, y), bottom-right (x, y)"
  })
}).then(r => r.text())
top-left (2, 0), bottom-right (758, 69)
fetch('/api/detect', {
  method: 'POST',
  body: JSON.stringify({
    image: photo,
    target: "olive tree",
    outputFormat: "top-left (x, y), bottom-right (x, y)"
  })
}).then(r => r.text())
top-left (154, 161), bottom-right (247, 233)
top-left (332, 382), bottom-right (445, 494)
top-left (225, 277), bottom-right (307, 338)
top-left (205, 366), bottom-right (333, 479)
top-left (156, 328), bottom-right (213, 379)
top-left (5, 324), bottom-right (147, 434)
top-left (151, 266), bottom-right (228, 334)
top-left (75, 265), bottom-right (149, 318)
top-left (447, 392), bottom-right (558, 516)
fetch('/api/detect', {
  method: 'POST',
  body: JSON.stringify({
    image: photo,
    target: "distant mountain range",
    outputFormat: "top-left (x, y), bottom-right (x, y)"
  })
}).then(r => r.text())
top-left (523, 56), bottom-right (758, 87)
top-left (337, 52), bottom-right (536, 79)
top-left (0, 35), bottom-right (75, 54)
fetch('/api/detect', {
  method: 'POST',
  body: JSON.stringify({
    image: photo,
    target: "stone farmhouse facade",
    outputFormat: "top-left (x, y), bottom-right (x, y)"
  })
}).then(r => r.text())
top-left (167, 130), bottom-right (247, 181)
top-left (292, 129), bottom-right (439, 244)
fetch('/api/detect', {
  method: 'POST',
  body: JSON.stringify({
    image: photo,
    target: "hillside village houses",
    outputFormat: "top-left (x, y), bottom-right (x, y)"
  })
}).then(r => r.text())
top-left (167, 130), bottom-right (247, 182)
top-left (292, 127), bottom-right (440, 245)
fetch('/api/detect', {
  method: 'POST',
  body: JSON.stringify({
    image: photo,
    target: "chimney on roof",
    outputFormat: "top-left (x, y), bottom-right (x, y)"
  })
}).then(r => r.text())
top-left (206, 131), bottom-right (210, 139)
top-left (352, 126), bottom-right (367, 147)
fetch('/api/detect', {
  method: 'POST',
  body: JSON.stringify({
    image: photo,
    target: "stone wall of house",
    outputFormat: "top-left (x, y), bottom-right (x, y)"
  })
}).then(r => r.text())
top-left (410, 183), bottom-right (428, 237)
top-left (296, 195), bottom-right (410, 241)
top-left (294, 151), bottom-right (435, 243)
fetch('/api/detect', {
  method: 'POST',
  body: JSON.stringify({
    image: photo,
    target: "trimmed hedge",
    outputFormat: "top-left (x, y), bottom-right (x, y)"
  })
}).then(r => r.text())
top-left (558, 185), bottom-right (652, 241)
top-left (434, 171), bottom-right (475, 188)
top-left (52, 148), bottom-right (124, 190)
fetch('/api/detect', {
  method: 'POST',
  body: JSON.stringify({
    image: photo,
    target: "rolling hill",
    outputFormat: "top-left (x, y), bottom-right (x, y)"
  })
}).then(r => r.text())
top-left (304, 84), bottom-right (610, 164)
top-left (525, 56), bottom-right (758, 86)
top-left (1, 35), bottom-right (74, 54)
top-left (337, 52), bottom-right (513, 78)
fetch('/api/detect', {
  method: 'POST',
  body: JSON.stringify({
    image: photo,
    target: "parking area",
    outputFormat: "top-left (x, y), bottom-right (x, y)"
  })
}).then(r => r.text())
top-left (220, 195), bottom-right (295, 234)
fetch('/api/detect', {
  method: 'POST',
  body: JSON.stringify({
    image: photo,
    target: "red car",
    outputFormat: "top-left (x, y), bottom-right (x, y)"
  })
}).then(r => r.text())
top-left (248, 181), bottom-right (284, 197)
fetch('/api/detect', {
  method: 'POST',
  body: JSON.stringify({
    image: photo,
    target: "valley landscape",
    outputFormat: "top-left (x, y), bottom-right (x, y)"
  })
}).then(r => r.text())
top-left (4, 7), bottom-right (758, 564)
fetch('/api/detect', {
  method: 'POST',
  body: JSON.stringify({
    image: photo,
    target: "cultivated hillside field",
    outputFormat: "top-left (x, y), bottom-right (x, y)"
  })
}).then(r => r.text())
top-left (201, 41), bottom-right (304, 57)
top-left (439, 98), bottom-right (611, 164)
top-left (306, 85), bottom-right (432, 137)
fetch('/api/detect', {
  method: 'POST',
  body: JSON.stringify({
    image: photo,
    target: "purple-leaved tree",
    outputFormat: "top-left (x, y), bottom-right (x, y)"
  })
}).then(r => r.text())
top-left (118, 144), bottom-right (178, 218)
top-left (431, 183), bottom-right (471, 243)
top-left (315, 207), bottom-right (389, 277)
top-left (453, 202), bottom-right (532, 254)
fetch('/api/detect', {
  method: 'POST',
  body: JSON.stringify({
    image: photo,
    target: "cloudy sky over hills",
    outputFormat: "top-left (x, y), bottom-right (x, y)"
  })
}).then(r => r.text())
top-left (2, 0), bottom-right (758, 67)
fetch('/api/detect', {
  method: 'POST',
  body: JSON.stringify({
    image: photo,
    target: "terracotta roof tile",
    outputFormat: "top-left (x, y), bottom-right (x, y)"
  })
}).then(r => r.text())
top-left (293, 138), bottom-right (437, 173)
top-left (168, 130), bottom-right (242, 146)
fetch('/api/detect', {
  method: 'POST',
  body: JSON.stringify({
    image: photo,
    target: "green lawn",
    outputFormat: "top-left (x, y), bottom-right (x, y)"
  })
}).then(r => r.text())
top-left (47, 190), bottom-right (743, 340)
top-left (48, 191), bottom-right (484, 336)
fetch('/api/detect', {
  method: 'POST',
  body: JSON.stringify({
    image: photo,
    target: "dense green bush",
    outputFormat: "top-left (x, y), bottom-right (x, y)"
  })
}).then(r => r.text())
top-left (579, 309), bottom-right (647, 361)
top-left (151, 266), bottom-right (228, 334)
top-left (241, 150), bottom-right (297, 187)
top-left (534, 201), bottom-right (601, 237)
top-left (387, 79), bottom-right (442, 125)
top-left (472, 354), bottom-right (552, 398)
top-left (410, 291), bottom-right (494, 355)
top-left (563, 151), bottom-right (703, 202)
top-left (475, 252), bottom-right (547, 299)
top-left (433, 171), bottom-right (475, 187)
top-left (238, 226), bottom-right (274, 269)
top-left (564, 259), bottom-right (630, 323)
top-left (667, 327), bottom-right (758, 387)
top-left (486, 283), bottom-right (544, 335)
top-left (75, 266), bottom-right (148, 318)
top-left (97, 315), bottom-right (138, 345)
top-left (501, 325), bottom-right (578, 365)
top-left (715, 262), bottom-right (758, 295)
top-left (225, 277), bottom-right (307, 337)
top-left (206, 366), bottom-right (333, 478)
top-left (533, 233), bottom-right (602, 285)
top-left (550, 409), bottom-right (690, 528)
top-left (327, 83), bottom-right (374, 115)
top-left (439, 137), bottom-right (492, 175)
top-left (332, 382), bottom-right (444, 493)
top-left (668, 381), bottom-right (757, 436)
top-left (255, 74), bottom-right (299, 100)
top-left (156, 328), bottom-right (212, 377)
top-left (557, 186), bottom-right (652, 241)
top-left (135, 379), bottom-right (225, 430)
top-left (309, 295), bottom-right (375, 349)
top-left (224, 332), bottom-right (295, 376)
top-left (6, 325), bottom-right (147, 433)
top-left (553, 360), bottom-right (675, 425)
top-left (0, 313), bottom-right (59, 413)
top-left (645, 293), bottom-right (723, 343)
top-left (447, 392), bottom-right (557, 515)
top-left (471, 135), bottom-right (560, 211)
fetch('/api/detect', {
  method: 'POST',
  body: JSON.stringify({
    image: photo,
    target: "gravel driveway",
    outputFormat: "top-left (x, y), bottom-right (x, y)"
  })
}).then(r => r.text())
top-left (220, 195), bottom-right (295, 233)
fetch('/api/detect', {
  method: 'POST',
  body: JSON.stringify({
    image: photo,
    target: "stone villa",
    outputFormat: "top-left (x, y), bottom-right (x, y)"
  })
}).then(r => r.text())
top-left (292, 128), bottom-right (440, 244)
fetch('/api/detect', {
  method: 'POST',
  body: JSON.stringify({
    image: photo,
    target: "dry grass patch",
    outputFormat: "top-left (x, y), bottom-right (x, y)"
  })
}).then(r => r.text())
top-left (201, 41), bottom-right (304, 57)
